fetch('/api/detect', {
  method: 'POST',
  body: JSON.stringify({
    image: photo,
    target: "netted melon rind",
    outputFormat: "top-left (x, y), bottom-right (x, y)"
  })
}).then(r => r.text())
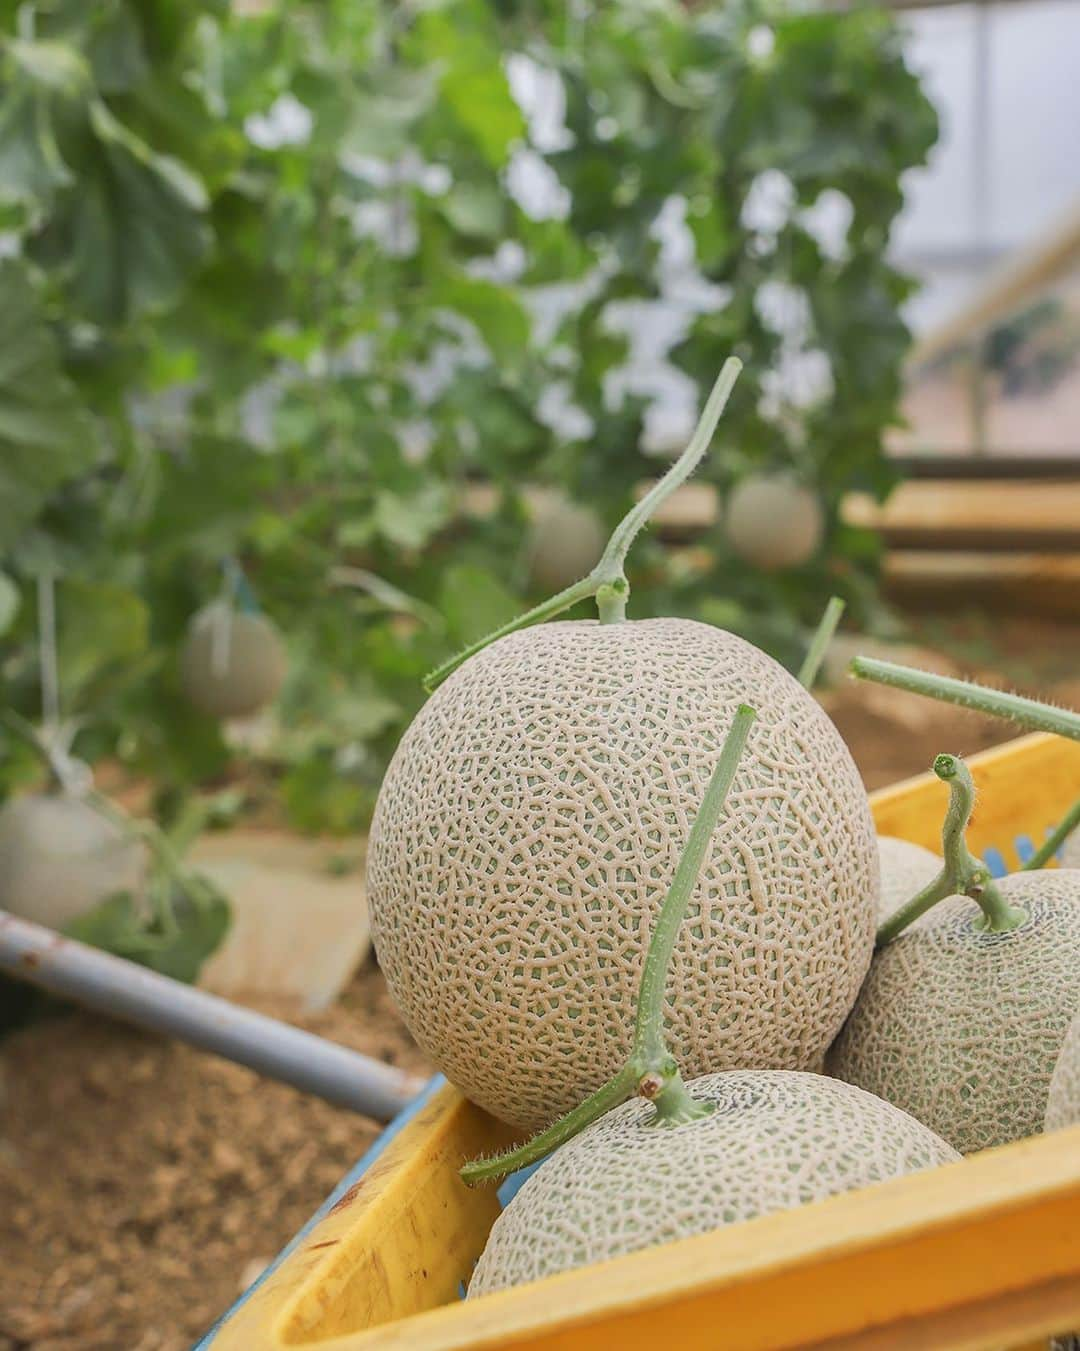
top-left (467, 1069), bottom-right (958, 1296)
top-left (368, 618), bottom-right (877, 1130)
top-left (828, 870), bottom-right (1080, 1154)
top-left (1046, 1011), bottom-right (1080, 1132)
top-left (877, 836), bottom-right (941, 923)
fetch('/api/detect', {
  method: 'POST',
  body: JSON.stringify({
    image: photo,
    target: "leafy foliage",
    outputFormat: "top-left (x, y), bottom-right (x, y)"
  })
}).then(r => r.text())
top-left (0, 0), bottom-right (937, 833)
top-left (65, 874), bottom-right (231, 984)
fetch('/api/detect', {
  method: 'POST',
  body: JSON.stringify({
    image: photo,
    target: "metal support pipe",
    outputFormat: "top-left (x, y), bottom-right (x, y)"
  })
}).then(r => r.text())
top-left (0, 910), bottom-right (426, 1123)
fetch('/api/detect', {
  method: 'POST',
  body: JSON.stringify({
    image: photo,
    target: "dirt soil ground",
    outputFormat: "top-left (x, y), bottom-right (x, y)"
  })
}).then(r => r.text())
top-left (2, 611), bottom-right (1078, 1351)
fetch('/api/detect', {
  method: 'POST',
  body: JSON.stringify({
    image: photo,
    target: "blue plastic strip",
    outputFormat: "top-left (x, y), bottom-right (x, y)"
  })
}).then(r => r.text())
top-left (497, 1159), bottom-right (543, 1209)
top-left (1014, 834), bottom-right (1035, 866)
top-left (193, 1075), bottom-right (445, 1349)
top-left (981, 845), bottom-right (1009, 878)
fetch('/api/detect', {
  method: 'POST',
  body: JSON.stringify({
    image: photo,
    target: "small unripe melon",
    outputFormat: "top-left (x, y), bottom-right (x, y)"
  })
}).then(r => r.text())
top-left (0, 792), bottom-right (146, 929)
top-left (368, 618), bottom-right (878, 1131)
top-left (877, 835), bottom-right (941, 923)
top-left (180, 603), bottom-right (287, 720)
top-left (828, 870), bottom-right (1080, 1154)
top-left (527, 495), bottom-right (605, 595)
top-left (467, 1070), bottom-right (958, 1296)
top-left (724, 473), bottom-right (824, 572)
top-left (1046, 1012), bottom-right (1080, 1132)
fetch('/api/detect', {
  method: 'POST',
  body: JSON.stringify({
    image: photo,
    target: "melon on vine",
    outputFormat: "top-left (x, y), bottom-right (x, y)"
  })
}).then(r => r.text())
top-left (829, 752), bottom-right (1080, 1154)
top-left (0, 789), bottom-right (146, 930)
top-left (1046, 1011), bottom-right (1080, 1132)
top-left (723, 472), bottom-right (823, 572)
top-left (180, 601), bottom-right (287, 721)
top-left (461, 707), bottom-right (955, 1297)
top-left (527, 492), bottom-right (605, 595)
top-left (368, 361), bottom-right (878, 1131)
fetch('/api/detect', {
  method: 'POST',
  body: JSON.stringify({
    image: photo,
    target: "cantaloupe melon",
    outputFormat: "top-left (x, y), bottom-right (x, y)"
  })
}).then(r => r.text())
top-left (0, 791), bottom-right (146, 929)
top-left (828, 869), bottom-right (1080, 1154)
top-left (877, 835), bottom-right (941, 923)
top-left (467, 1069), bottom-right (958, 1295)
top-left (528, 494), bottom-right (605, 595)
top-left (180, 602), bottom-right (287, 720)
top-left (724, 473), bottom-right (824, 572)
top-left (1046, 1011), bottom-right (1080, 1132)
top-left (368, 617), bottom-right (878, 1131)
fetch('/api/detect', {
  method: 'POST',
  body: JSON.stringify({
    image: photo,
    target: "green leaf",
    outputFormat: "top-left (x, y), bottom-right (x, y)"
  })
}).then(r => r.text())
top-left (411, 4), bottom-right (525, 167)
top-left (65, 875), bottom-right (231, 984)
top-left (0, 67), bottom-right (75, 205)
top-left (438, 562), bottom-right (520, 648)
top-left (56, 576), bottom-right (149, 702)
top-left (437, 182), bottom-right (505, 239)
top-left (0, 571), bottom-right (19, 634)
top-left (65, 890), bottom-right (144, 950)
top-left (373, 482), bottom-right (451, 552)
top-left (0, 258), bottom-right (101, 549)
top-left (30, 99), bottom-right (210, 323)
top-left (342, 65), bottom-right (439, 158)
top-left (431, 271), bottom-right (530, 356)
top-left (281, 755), bottom-right (373, 836)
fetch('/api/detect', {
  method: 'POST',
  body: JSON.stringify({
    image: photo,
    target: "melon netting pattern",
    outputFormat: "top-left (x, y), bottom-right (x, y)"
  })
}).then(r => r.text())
top-left (368, 618), bottom-right (878, 1130)
top-left (829, 870), bottom-right (1080, 1154)
top-left (876, 835), bottom-right (941, 923)
top-left (467, 1069), bottom-right (958, 1295)
top-left (1046, 1010), bottom-right (1080, 1132)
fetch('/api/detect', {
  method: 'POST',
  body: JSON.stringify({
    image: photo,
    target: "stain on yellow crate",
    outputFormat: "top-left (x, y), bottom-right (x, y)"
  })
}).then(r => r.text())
top-left (208, 732), bottom-right (1080, 1351)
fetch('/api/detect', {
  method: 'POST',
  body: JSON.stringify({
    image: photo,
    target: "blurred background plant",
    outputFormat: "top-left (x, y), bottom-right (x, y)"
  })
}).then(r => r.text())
top-left (0, 0), bottom-right (938, 836)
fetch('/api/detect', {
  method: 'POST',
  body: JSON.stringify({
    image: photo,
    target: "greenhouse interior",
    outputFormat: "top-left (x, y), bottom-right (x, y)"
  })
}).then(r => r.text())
top-left (1, 1), bottom-right (1078, 1348)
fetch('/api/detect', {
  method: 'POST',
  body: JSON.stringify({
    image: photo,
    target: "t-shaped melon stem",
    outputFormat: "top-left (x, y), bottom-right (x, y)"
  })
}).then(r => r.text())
top-left (875, 753), bottom-right (1028, 948)
top-left (424, 357), bottom-right (743, 692)
top-left (459, 703), bottom-right (757, 1187)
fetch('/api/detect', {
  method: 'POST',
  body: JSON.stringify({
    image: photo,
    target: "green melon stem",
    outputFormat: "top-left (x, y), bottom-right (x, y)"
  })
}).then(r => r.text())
top-left (797, 596), bottom-right (845, 690)
top-left (1022, 795), bottom-right (1080, 872)
top-left (2, 708), bottom-right (81, 795)
top-left (850, 657), bottom-right (1080, 743)
top-left (459, 704), bottom-right (755, 1187)
top-left (424, 357), bottom-right (743, 691)
top-left (876, 753), bottom-right (1028, 947)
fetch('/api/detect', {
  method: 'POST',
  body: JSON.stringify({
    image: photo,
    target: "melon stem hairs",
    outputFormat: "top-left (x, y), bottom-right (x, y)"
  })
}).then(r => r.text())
top-left (849, 657), bottom-right (1080, 743)
top-left (876, 753), bottom-right (1028, 949)
top-left (423, 356), bottom-right (743, 692)
top-left (459, 703), bottom-right (757, 1187)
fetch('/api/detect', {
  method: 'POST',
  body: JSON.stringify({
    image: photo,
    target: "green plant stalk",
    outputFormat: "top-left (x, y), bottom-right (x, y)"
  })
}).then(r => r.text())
top-left (424, 356), bottom-right (743, 691)
top-left (1022, 795), bottom-right (1080, 872)
top-left (797, 596), bottom-right (845, 690)
top-left (876, 753), bottom-right (1028, 947)
top-left (460, 703), bottom-right (755, 1187)
top-left (850, 657), bottom-right (1080, 743)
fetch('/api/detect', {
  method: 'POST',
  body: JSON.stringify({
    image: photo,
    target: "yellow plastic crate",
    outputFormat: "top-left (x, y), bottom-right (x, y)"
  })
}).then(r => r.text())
top-left (201, 731), bottom-right (1080, 1351)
